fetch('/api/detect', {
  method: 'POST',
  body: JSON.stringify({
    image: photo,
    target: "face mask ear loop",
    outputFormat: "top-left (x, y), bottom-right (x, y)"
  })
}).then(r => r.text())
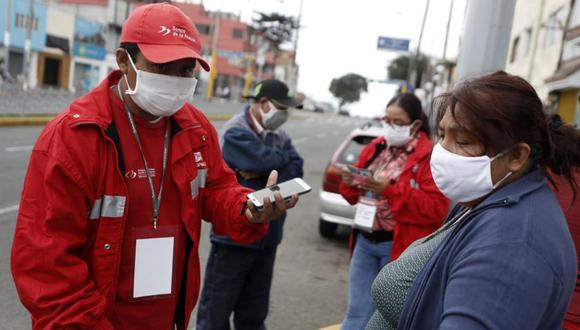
top-left (490, 149), bottom-right (513, 190)
top-left (124, 50), bottom-right (139, 95)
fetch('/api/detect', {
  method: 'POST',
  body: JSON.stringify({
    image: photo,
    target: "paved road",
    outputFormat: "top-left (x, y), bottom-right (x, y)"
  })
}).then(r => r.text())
top-left (0, 111), bottom-right (365, 329)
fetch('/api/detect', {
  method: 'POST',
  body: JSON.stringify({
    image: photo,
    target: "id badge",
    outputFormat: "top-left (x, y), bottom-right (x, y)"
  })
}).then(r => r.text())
top-left (354, 196), bottom-right (377, 233)
top-left (130, 225), bottom-right (178, 300)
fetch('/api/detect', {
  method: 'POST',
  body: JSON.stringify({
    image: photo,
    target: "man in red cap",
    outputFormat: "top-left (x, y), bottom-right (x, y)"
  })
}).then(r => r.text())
top-left (10, 3), bottom-right (298, 330)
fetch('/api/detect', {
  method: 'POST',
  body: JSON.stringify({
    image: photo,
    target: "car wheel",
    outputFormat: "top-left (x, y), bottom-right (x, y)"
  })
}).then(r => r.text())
top-left (319, 219), bottom-right (338, 238)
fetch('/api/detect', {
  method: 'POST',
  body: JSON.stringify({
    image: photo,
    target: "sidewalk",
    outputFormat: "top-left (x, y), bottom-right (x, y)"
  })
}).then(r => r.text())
top-left (0, 91), bottom-right (247, 126)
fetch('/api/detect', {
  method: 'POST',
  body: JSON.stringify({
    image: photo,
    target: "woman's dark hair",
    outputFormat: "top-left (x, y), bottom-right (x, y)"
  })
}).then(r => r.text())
top-left (387, 93), bottom-right (430, 135)
top-left (120, 43), bottom-right (140, 62)
top-left (433, 70), bottom-right (580, 199)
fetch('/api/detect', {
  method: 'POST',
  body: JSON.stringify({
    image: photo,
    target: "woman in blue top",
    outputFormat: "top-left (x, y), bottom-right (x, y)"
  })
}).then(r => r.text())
top-left (367, 71), bottom-right (579, 329)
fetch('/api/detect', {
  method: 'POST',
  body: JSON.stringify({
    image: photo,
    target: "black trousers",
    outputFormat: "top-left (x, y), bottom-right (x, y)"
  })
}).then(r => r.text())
top-left (196, 243), bottom-right (278, 330)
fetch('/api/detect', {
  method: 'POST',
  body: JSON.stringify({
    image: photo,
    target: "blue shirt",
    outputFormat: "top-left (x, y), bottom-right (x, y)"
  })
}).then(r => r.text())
top-left (398, 170), bottom-right (577, 329)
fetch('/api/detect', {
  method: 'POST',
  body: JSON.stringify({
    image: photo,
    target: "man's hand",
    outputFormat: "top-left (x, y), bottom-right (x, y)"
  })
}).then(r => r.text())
top-left (245, 170), bottom-right (299, 224)
top-left (239, 170), bottom-right (264, 180)
top-left (358, 177), bottom-right (390, 195)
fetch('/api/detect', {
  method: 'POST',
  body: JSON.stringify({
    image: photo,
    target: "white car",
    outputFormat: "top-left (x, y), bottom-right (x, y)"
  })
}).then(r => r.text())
top-left (319, 121), bottom-right (383, 238)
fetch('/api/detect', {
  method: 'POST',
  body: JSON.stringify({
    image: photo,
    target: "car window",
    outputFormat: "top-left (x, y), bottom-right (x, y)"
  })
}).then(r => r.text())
top-left (337, 135), bottom-right (376, 165)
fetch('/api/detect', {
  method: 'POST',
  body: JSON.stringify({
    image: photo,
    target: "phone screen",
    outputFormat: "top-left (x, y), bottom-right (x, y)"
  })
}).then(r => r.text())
top-left (248, 179), bottom-right (311, 208)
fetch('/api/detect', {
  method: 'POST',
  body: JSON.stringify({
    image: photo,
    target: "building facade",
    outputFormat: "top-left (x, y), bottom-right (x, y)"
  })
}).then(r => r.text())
top-left (546, 0), bottom-right (580, 126)
top-left (505, 0), bottom-right (571, 103)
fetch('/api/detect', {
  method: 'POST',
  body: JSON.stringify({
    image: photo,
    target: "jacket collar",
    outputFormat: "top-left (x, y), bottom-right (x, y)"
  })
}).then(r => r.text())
top-left (476, 169), bottom-right (547, 210)
top-left (68, 70), bottom-right (202, 132)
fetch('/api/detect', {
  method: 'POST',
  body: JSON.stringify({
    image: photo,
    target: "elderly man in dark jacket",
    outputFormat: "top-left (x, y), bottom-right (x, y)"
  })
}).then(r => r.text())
top-left (197, 79), bottom-right (304, 330)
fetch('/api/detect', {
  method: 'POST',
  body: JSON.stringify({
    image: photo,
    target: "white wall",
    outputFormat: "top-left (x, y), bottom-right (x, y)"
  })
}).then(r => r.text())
top-left (506, 0), bottom-right (570, 102)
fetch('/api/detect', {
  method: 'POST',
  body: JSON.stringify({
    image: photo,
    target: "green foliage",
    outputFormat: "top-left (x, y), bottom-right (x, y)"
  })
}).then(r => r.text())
top-left (329, 73), bottom-right (368, 108)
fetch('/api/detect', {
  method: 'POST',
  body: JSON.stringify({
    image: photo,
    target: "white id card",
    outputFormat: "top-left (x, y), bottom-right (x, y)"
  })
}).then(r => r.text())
top-left (133, 237), bottom-right (174, 298)
top-left (354, 200), bottom-right (377, 232)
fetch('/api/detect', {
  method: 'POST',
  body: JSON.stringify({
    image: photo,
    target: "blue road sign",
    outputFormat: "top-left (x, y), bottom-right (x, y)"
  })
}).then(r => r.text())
top-left (377, 36), bottom-right (410, 52)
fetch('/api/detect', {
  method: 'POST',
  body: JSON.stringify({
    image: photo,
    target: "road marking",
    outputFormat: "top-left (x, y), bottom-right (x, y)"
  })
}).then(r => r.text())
top-left (0, 204), bottom-right (19, 215)
top-left (5, 145), bottom-right (33, 152)
top-left (316, 133), bottom-right (327, 138)
top-left (294, 137), bottom-right (308, 144)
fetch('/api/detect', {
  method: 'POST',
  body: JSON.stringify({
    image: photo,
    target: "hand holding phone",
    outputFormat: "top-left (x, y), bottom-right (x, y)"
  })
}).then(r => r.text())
top-left (346, 165), bottom-right (373, 185)
top-left (244, 171), bottom-right (306, 224)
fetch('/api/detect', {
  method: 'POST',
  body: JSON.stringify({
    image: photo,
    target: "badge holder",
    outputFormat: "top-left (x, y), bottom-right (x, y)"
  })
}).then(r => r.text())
top-left (354, 194), bottom-right (378, 233)
top-left (128, 225), bottom-right (179, 302)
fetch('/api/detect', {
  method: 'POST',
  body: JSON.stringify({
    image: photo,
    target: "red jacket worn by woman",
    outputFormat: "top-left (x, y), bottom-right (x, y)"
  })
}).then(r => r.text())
top-left (10, 71), bottom-right (267, 330)
top-left (339, 132), bottom-right (449, 260)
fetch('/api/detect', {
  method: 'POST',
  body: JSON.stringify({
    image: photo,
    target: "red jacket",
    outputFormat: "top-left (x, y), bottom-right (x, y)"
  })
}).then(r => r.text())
top-left (550, 169), bottom-right (580, 325)
top-left (10, 71), bottom-right (268, 330)
top-left (339, 132), bottom-right (449, 260)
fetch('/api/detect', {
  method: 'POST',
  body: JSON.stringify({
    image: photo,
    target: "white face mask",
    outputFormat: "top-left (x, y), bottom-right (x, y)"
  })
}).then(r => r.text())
top-left (384, 122), bottom-right (414, 147)
top-left (260, 101), bottom-right (288, 130)
top-left (430, 143), bottom-right (513, 203)
top-left (124, 52), bottom-right (198, 117)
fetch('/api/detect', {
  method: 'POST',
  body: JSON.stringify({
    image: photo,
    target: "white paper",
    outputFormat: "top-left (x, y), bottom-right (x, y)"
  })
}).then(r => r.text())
top-left (354, 203), bottom-right (377, 231)
top-left (133, 237), bottom-right (174, 298)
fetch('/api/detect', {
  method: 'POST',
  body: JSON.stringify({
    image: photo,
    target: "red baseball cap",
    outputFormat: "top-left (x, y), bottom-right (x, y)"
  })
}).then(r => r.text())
top-left (120, 3), bottom-right (210, 71)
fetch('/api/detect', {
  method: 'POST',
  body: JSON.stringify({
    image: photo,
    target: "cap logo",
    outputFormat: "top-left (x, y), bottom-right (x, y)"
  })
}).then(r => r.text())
top-left (253, 83), bottom-right (262, 97)
top-left (159, 26), bottom-right (171, 36)
top-left (158, 25), bottom-right (196, 43)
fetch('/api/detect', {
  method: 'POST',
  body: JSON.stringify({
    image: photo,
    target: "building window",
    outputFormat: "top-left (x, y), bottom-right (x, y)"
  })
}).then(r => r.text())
top-left (511, 36), bottom-right (520, 63)
top-left (517, 27), bottom-right (532, 60)
top-left (232, 28), bottom-right (244, 39)
top-left (196, 24), bottom-right (212, 35)
top-left (544, 7), bottom-right (565, 48)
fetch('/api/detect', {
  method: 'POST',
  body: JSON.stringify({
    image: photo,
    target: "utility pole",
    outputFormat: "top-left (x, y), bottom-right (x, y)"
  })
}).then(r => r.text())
top-left (21, 0), bottom-right (34, 90)
top-left (405, 0), bottom-right (430, 91)
top-left (292, 0), bottom-right (303, 66)
top-left (3, 0), bottom-right (12, 79)
top-left (455, 0), bottom-right (517, 81)
top-left (287, 0), bottom-right (303, 94)
top-left (442, 0), bottom-right (454, 63)
top-left (205, 11), bottom-right (221, 100)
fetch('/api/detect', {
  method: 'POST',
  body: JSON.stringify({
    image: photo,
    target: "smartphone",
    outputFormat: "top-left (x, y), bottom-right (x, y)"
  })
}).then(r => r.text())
top-left (346, 165), bottom-right (373, 178)
top-left (247, 178), bottom-right (312, 209)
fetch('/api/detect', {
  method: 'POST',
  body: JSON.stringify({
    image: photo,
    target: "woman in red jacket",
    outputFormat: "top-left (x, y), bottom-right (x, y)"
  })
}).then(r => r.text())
top-left (339, 93), bottom-right (449, 330)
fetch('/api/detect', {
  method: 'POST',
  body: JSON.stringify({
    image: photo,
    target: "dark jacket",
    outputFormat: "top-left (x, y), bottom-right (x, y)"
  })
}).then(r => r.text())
top-left (398, 170), bottom-right (577, 330)
top-left (210, 106), bottom-right (304, 248)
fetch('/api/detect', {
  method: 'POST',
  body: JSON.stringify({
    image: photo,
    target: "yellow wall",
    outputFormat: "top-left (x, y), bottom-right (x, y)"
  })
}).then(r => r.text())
top-left (557, 89), bottom-right (579, 124)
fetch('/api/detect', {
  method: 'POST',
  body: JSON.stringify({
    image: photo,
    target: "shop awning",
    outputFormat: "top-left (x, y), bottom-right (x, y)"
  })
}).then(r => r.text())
top-left (46, 35), bottom-right (70, 54)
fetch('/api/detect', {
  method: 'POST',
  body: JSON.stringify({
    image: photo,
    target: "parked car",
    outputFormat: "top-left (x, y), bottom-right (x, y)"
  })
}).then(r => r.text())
top-left (319, 120), bottom-right (383, 238)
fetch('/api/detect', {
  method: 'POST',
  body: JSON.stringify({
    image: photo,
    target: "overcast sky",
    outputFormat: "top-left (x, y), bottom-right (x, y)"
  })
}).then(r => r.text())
top-left (197, 0), bottom-right (467, 113)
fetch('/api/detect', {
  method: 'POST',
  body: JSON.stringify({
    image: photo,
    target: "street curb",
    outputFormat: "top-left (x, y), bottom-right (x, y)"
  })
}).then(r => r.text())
top-left (0, 114), bottom-right (235, 126)
top-left (0, 113), bottom-right (310, 127)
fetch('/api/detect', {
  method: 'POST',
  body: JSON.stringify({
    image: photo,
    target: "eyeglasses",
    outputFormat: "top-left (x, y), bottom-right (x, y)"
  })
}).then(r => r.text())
top-left (382, 116), bottom-right (411, 126)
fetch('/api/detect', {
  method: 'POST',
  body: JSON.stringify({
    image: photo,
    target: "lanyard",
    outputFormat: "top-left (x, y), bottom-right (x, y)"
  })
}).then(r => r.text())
top-left (117, 84), bottom-right (170, 230)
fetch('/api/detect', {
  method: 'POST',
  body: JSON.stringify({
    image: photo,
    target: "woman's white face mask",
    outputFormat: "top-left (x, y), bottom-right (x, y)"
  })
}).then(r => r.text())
top-left (430, 143), bottom-right (513, 203)
top-left (123, 51), bottom-right (198, 117)
top-left (383, 122), bottom-right (415, 147)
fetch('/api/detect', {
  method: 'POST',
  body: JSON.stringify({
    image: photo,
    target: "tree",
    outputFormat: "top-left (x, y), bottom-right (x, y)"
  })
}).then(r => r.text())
top-left (387, 56), bottom-right (410, 81)
top-left (387, 54), bottom-right (431, 88)
top-left (252, 12), bottom-right (298, 49)
top-left (329, 73), bottom-right (368, 110)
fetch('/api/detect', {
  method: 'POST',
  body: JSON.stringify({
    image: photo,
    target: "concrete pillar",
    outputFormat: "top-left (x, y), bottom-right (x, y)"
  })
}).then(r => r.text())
top-left (455, 0), bottom-right (517, 81)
